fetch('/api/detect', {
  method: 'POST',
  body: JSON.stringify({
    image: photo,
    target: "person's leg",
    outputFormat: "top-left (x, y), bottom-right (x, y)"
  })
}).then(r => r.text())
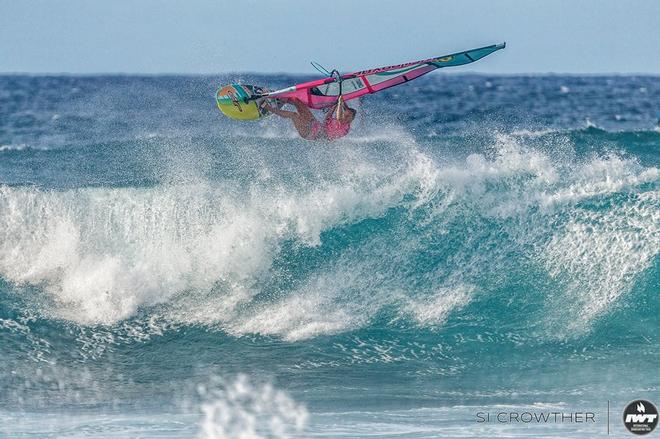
top-left (286, 99), bottom-right (318, 139)
top-left (290, 98), bottom-right (315, 120)
top-left (263, 102), bottom-right (298, 119)
top-left (264, 99), bottom-right (317, 139)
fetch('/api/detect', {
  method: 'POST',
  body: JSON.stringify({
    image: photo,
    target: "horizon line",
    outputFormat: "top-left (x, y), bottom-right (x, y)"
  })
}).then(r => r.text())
top-left (1, 71), bottom-right (659, 78)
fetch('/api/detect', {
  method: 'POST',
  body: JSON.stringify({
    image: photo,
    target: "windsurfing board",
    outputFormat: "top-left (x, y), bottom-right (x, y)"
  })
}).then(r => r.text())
top-left (215, 84), bottom-right (282, 121)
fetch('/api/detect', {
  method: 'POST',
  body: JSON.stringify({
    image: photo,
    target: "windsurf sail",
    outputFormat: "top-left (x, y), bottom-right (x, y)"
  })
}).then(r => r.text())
top-left (256, 43), bottom-right (505, 109)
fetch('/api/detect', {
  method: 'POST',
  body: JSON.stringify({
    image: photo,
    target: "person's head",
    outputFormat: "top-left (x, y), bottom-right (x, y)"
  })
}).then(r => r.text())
top-left (342, 106), bottom-right (357, 124)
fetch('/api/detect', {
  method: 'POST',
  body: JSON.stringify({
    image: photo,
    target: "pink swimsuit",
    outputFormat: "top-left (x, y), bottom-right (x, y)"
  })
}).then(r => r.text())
top-left (324, 117), bottom-right (351, 140)
top-left (303, 117), bottom-right (350, 141)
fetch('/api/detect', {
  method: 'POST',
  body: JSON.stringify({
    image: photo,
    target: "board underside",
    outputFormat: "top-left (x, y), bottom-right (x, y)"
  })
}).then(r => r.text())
top-left (216, 84), bottom-right (267, 120)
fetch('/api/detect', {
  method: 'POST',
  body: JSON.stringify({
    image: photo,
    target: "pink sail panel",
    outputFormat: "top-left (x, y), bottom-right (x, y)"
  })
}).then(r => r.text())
top-left (267, 43), bottom-right (505, 109)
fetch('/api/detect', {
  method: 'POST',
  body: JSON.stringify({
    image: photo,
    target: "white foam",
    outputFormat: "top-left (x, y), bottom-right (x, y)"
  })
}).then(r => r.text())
top-left (0, 143), bottom-right (28, 152)
top-left (542, 190), bottom-right (659, 331)
top-left (198, 375), bottom-right (308, 439)
top-left (404, 285), bottom-right (475, 326)
top-left (223, 238), bottom-right (474, 341)
top-left (510, 128), bottom-right (557, 138)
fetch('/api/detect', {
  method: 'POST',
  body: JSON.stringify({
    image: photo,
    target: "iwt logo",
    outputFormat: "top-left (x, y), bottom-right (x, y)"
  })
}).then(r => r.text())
top-left (623, 400), bottom-right (658, 435)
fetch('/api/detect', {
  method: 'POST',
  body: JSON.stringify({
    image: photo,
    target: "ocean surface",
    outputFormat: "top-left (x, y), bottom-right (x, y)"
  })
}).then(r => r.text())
top-left (0, 73), bottom-right (658, 438)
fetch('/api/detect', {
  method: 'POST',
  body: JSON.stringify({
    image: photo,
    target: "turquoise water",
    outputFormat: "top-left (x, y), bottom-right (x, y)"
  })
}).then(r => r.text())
top-left (0, 74), bottom-right (658, 438)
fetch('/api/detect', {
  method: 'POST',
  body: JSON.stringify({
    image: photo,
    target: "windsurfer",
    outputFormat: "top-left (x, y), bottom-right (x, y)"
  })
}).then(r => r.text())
top-left (263, 98), bottom-right (356, 141)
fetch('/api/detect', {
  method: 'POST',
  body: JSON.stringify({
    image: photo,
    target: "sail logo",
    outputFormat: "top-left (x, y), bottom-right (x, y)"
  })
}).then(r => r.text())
top-left (623, 400), bottom-right (658, 435)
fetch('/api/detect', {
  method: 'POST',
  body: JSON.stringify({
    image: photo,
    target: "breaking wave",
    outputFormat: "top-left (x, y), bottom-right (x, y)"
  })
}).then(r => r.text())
top-left (0, 132), bottom-right (657, 342)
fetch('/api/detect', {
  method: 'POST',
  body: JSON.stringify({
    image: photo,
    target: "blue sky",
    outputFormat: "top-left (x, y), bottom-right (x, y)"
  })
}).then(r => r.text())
top-left (1, 0), bottom-right (659, 74)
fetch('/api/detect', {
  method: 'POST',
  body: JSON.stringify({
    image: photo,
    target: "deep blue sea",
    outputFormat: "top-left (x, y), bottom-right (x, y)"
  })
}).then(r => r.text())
top-left (0, 74), bottom-right (658, 438)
